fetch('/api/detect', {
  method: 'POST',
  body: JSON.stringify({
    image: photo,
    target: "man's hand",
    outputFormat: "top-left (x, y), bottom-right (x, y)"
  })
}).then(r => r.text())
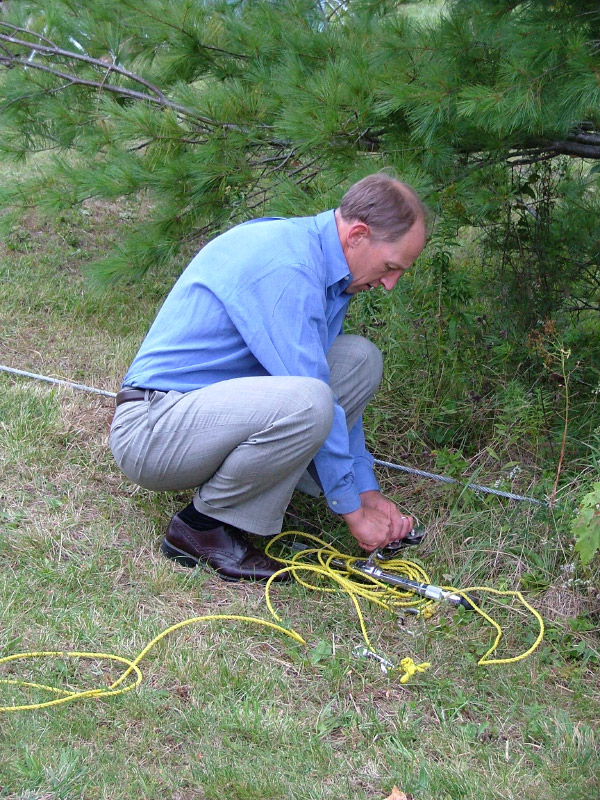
top-left (342, 490), bottom-right (414, 551)
top-left (361, 490), bottom-right (414, 541)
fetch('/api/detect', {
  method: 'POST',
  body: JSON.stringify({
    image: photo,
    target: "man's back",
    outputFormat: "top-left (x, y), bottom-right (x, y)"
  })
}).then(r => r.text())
top-left (123, 211), bottom-right (351, 391)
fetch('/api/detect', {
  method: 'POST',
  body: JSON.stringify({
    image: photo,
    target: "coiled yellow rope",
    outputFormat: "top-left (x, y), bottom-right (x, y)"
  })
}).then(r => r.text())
top-left (0, 531), bottom-right (544, 712)
top-left (264, 532), bottom-right (545, 667)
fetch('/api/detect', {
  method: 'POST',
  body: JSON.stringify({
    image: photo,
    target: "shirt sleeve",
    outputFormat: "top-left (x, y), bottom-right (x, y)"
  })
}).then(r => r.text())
top-left (225, 263), bottom-right (364, 514)
top-left (348, 415), bottom-right (380, 495)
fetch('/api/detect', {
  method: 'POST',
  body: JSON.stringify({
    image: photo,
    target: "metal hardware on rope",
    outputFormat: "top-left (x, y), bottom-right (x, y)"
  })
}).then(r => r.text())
top-left (355, 554), bottom-right (476, 609)
top-left (352, 645), bottom-right (395, 674)
top-left (286, 539), bottom-right (478, 611)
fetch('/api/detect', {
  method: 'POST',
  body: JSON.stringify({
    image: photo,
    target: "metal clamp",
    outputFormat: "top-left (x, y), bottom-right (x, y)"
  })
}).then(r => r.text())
top-left (376, 525), bottom-right (426, 561)
top-left (354, 555), bottom-right (476, 610)
top-left (352, 645), bottom-right (395, 674)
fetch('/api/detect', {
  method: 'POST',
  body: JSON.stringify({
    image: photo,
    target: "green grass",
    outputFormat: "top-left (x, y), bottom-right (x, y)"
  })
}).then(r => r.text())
top-left (1, 196), bottom-right (599, 800)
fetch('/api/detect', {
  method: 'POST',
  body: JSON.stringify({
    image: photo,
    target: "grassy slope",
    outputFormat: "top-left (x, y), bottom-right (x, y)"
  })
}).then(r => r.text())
top-left (0, 188), bottom-right (599, 800)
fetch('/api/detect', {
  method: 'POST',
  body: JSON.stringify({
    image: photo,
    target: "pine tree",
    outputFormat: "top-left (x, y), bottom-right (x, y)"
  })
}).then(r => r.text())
top-left (0, 0), bottom-right (598, 298)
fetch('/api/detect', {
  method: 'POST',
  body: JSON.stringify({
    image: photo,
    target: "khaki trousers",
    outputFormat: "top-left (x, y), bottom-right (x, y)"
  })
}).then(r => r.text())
top-left (110, 335), bottom-right (382, 535)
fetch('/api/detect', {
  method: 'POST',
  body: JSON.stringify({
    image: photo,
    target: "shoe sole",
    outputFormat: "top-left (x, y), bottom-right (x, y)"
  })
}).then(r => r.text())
top-left (161, 537), bottom-right (239, 581)
top-left (160, 537), bottom-right (287, 583)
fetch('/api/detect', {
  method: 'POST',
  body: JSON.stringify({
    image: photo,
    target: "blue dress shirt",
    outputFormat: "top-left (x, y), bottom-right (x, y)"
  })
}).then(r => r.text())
top-left (123, 210), bottom-right (380, 514)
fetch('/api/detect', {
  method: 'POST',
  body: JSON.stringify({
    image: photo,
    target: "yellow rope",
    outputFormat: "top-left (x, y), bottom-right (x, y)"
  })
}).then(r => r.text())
top-left (0, 531), bottom-right (544, 712)
top-left (264, 532), bottom-right (545, 668)
top-left (399, 657), bottom-right (431, 683)
top-left (0, 616), bottom-right (305, 713)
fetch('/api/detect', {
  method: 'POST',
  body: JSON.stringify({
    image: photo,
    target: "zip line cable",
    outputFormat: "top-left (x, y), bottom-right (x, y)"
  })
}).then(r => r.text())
top-left (0, 364), bottom-right (117, 399)
top-left (373, 458), bottom-right (547, 506)
top-left (0, 363), bottom-right (548, 506)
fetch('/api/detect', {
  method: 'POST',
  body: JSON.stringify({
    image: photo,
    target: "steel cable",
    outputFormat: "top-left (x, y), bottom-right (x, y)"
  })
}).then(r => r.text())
top-left (1, 363), bottom-right (548, 506)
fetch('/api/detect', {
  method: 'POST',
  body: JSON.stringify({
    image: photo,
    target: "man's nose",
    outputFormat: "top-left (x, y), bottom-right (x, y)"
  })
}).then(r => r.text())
top-left (380, 271), bottom-right (402, 291)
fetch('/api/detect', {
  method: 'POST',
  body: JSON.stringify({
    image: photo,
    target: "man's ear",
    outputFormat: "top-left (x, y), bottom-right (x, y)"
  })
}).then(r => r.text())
top-left (346, 222), bottom-right (370, 248)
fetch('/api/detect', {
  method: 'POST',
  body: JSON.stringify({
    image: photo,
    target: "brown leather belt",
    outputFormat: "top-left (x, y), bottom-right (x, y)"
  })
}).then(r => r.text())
top-left (115, 387), bottom-right (157, 407)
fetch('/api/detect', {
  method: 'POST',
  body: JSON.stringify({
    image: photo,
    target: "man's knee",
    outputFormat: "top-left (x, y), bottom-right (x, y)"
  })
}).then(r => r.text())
top-left (294, 377), bottom-right (335, 446)
top-left (329, 334), bottom-right (383, 392)
top-left (350, 334), bottom-right (383, 381)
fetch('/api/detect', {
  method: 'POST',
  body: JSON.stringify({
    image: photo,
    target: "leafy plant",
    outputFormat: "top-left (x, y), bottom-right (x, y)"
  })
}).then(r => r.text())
top-left (573, 481), bottom-right (600, 565)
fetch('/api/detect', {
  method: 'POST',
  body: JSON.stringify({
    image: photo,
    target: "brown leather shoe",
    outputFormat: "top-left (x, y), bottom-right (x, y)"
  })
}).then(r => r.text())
top-left (161, 513), bottom-right (290, 583)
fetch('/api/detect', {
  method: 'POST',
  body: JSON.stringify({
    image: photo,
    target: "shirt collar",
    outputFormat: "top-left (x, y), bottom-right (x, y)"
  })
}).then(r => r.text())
top-left (314, 210), bottom-right (351, 289)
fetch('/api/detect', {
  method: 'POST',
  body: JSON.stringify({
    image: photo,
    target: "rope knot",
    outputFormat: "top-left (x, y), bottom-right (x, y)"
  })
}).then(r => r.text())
top-left (398, 657), bottom-right (431, 684)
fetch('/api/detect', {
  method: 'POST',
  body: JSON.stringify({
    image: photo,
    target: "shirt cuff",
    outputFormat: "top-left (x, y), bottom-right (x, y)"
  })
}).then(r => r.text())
top-left (353, 459), bottom-right (380, 495)
top-left (325, 482), bottom-right (361, 515)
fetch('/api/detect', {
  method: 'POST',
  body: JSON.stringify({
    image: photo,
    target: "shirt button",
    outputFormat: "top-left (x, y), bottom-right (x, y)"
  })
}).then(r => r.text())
top-left (332, 500), bottom-right (338, 506)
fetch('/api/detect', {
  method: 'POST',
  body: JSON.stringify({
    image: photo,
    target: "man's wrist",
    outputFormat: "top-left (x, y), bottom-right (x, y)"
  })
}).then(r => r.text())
top-left (341, 506), bottom-right (363, 523)
top-left (360, 489), bottom-right (382, 505)
top-left (325, 485), bottom-right (361, 515)
top-left (342, 491), bottom-right (383, 521)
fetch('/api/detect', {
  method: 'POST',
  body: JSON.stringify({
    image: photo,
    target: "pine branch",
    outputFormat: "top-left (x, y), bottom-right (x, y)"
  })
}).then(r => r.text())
top-left (507, 136), bottom-right (600, 164)
top-left (0, 33), bottom-right (256, 133)
top-left (325, 1), bottom-right (348, 23)
top-left (0, 20), bottom-right (60, 49)
top-left (508, 151), bottom-right (558, 166)
top-left (564, 301), bottom-right (600, 313)
top-left (547, 138), bottom-right (600, 158)
top-left (466, 129), bottom-right (600, 170)
top-left (0, 28), bottom-right (170, 102)
top-left (127, 136), bottom-right (208, 152)
top-left (117, 0), bottom-right (250, 60)
top-left (571, 130), bottom-right (600, 145)
top-left (0, 52), bottom-right (206, 121)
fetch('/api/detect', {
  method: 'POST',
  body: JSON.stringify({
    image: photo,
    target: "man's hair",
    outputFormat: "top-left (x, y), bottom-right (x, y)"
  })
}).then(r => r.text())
top-left (338, 173), bottom-right (426, 242)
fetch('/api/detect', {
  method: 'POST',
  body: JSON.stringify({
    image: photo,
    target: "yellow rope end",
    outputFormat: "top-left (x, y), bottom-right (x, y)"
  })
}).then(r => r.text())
top-left (398, 657), bottom-right (431, 684)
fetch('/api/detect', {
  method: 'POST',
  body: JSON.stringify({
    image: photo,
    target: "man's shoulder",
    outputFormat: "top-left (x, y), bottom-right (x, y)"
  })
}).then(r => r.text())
top-left (198, 215), bottom-right (326, 281)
